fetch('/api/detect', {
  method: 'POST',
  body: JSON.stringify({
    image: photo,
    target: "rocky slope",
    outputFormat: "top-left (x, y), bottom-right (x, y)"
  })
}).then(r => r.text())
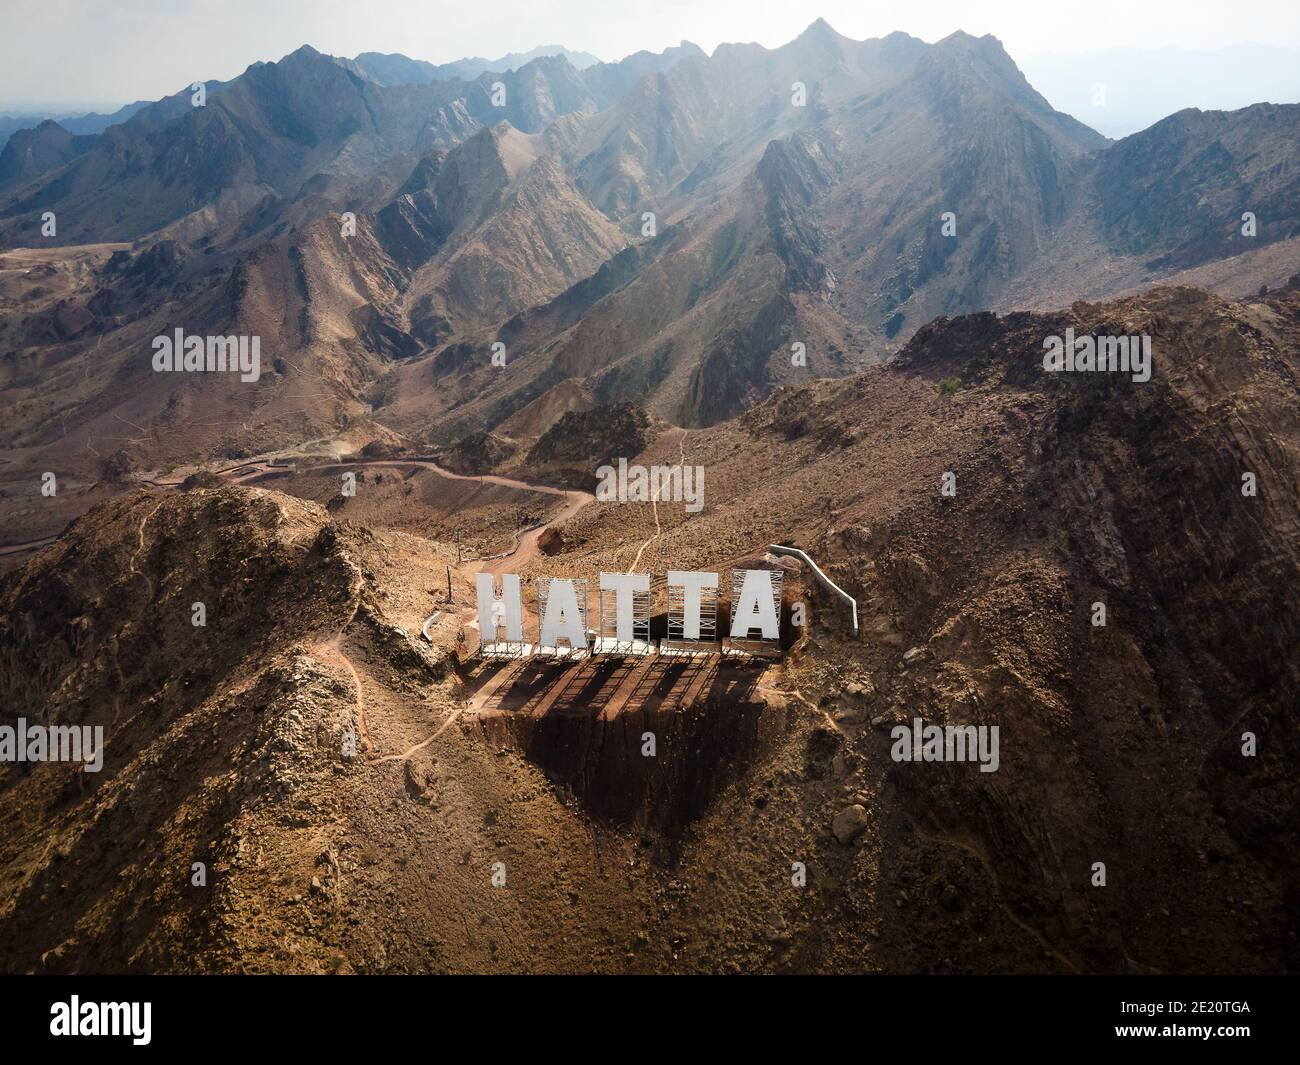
top-left (1, 282), bottom-right (1294, 973)
top-left (0, 120), bottom-right (96, 187)
top-left (533, 281), bottom-right (1300, 972)
top-left (1094, 103), bottom-right (1300, 269)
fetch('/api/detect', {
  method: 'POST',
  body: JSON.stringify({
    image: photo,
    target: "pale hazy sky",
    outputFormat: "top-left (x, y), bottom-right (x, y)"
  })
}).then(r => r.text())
top-left (3, 0), bottom-right (1299, 111)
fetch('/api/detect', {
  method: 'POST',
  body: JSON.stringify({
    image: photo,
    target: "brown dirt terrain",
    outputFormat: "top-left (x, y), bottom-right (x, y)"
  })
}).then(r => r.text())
top-left (243, 461), bottom-right (556, 561)
top-left (0, 282), bottom-right (1296, 973)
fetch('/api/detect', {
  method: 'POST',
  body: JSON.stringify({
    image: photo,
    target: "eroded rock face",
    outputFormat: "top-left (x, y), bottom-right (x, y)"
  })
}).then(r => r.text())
top-left (477, 676), bottom-right (794, 839)
top-left (829, 285), bottom-right (1300, 974)
top-left (524, 403), bottom-right (657, 488)
top-left (536, 527), bottom-right (568, 556)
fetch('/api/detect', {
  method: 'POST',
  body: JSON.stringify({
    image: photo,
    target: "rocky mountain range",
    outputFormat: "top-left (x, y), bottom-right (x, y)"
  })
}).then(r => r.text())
top-left (1, 20), bottom-right (1296, 501)
top-left (0, 19), bottom-right (1297, 975)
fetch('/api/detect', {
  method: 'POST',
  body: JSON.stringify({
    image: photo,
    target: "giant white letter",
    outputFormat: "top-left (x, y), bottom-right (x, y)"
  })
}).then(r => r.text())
top-left (667, 571), bottom-right (717, 641)
top-left (539, 578), bottom-right (587, 650)
top-left (599, 572), bottom-right (649, 641)
top-left (730, 569), bottom-right (780, 639)
top-left (476, 572), bottom-right (523, 644)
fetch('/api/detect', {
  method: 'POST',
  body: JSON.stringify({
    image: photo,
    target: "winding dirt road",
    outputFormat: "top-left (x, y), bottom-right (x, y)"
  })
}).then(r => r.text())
top-left (0, 455), bottom-right (596, 563)
top-left (235, 457), bottom-right (595, 578)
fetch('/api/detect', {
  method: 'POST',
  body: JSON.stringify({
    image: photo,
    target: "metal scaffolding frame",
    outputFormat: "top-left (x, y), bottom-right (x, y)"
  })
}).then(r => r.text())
top-left (595, 577), bottom-right (653, 655)
top-left (476, 572), bottom-right (529, 658)
top-left (479, 638), bottom-right (534, 660)
top-left (724, 567), bottom-right (784, 659)
top-left (728, 567), bottom-right (784, 637)
top-left (536, 576), bottom-right (590, 659)
top-left (662, 575), bottom-right (717, 653)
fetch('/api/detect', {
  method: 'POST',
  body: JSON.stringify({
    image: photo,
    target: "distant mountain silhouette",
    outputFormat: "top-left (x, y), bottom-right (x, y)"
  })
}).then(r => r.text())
top-left (350, 45), bottom-right (602, 85)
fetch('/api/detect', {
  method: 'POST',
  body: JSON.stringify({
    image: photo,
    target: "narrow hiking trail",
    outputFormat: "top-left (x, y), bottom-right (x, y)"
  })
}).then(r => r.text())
top-left (627, 429), bottom-right (689, 574)
top-left (226, 455), bottom-right (598, 765)
top-left (127, 499), bottom-right (166, 600)
top-left (316, 632), bottom-right (373, 754)
top-left (315, 624), bottom-right (468, 770)
top-left (370, 704), bottom-right (468, 765)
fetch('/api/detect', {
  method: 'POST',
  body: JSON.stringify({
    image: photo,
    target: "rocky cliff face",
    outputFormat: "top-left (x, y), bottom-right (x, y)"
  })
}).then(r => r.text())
top-left (1094, 104), bottom-right (1300, 268)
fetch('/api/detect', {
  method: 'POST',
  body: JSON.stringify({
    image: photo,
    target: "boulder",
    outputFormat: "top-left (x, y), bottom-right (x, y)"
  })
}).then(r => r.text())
top-left (832, 804), bottom-right (870, 845)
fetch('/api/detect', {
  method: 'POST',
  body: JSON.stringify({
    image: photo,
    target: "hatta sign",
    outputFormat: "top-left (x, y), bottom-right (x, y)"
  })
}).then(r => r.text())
top-left (475, 568), bottom-right (786, 660)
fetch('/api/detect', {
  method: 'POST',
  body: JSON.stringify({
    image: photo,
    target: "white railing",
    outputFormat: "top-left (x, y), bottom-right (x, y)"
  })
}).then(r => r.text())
top-left (768, 544), bottom-right (858, 634)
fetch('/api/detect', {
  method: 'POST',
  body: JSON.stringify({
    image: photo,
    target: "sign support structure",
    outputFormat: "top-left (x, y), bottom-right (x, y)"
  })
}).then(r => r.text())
top-left (594, 572), bottom-right (655, 656)
top-left (535, 577), bottom-right (590, 660)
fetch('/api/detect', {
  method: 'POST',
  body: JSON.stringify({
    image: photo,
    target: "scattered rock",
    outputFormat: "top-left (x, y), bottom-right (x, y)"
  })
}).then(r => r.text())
top-left (866, 615), bottom-right (904, 647)
top-left (537, 527), bottom-right (568, 556)
top-left (831, 804), bottom-right (870, 845)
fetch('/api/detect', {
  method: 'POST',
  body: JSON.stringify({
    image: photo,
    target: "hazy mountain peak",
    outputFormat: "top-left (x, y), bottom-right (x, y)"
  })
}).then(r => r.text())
top-left (934, 29), bottom-right (1013, 60)
top-left (350, 45), bottom-right (602, 88)
top-left (0, 117), bottom-right (95, 185)
top-left (796, 16), bottom-right (848, 42)
top-left (283, 43), bottom-right (326, 63)
top-left (484, 121), bottom-right (544, 179)
top-left (783, 16), bottom-right (855, 59)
